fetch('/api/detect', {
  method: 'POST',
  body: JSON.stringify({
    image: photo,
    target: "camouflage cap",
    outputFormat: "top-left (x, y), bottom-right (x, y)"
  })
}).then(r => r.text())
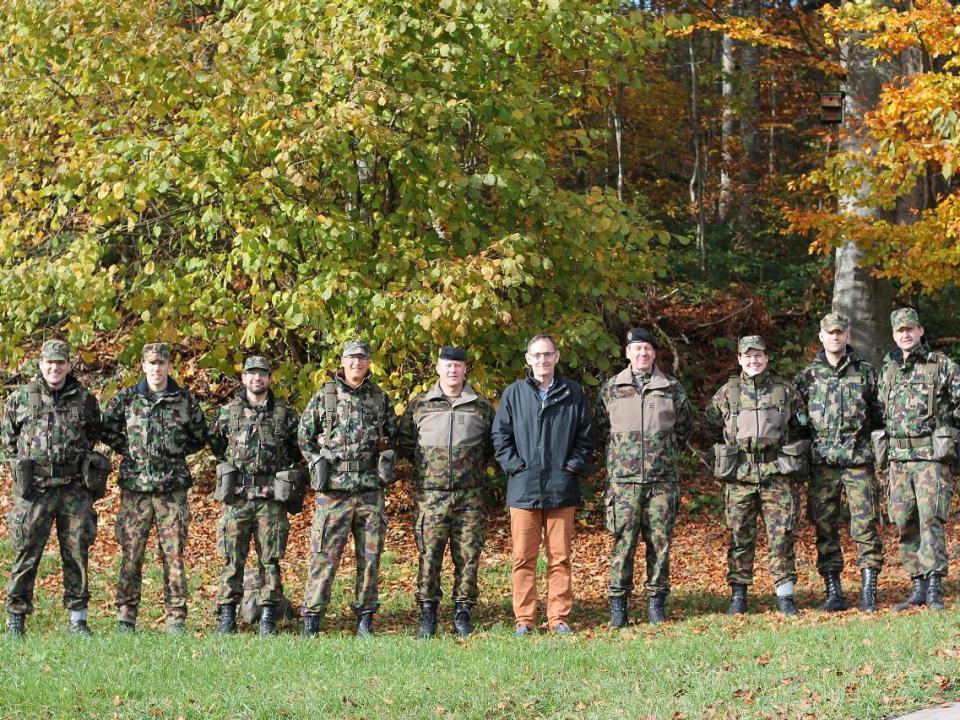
top-left (820, 312), bottom-right (849, 333)
top-left (40, 339), bottom-right (70, 362)
top-left (438, 346), bottom-right (467, 362)
top-left (890, 307), bottom-right (920, 330)
top-left (142, 343), bottom-right (171, 362)
top-left (342, 339), bottom-right (370, 357)
top-left (243, 355), bottom-right (271, 373)
top-left (737, 335), bottom-right (766, 354)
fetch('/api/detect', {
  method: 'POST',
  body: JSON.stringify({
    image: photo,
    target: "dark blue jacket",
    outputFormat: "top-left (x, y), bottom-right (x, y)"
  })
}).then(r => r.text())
top-left (491, 372), bottom-right (594, 509)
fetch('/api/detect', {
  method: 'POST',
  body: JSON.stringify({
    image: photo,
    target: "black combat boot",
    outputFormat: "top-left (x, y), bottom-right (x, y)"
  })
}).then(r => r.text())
top-left (609, 596), bottom-right (628, 628)
top-left (6, 612), bottom-right (25, 638)
top-left (453, 602), bottom-right (473, 638)
top-left (859, 568), bottom-right (879, 612)
top-left (216, 604), bottom-right (237, 634)
top-left (416, 602), bottom-right (438, 639)
top-left (819, 571), bottom-right (849, 612)
top-left (777, 595), bottom-right (798, 617)
top-left (356, 610), bottom-right (375, 638)
top-left (67, 618), bottom-right (91, 636)
top-left (893, 576), bottom-right (928, 611)
top-left (647, 594), bottom-right (667, 625)
top-left (117, 620), bottom-right (136, 633)
top-left (926, 573), bottom-right (945, 612)
top-left (259, 605), bottom-right (277, 636)
top-left (302, 613), bottom-right (321, 637)
top-left (727, 584), bottom-right (748, 615)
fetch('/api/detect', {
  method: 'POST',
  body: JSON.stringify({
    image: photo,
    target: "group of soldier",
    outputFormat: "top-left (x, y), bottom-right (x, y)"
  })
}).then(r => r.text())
top-left (2, 305), bottom-right (954, 639)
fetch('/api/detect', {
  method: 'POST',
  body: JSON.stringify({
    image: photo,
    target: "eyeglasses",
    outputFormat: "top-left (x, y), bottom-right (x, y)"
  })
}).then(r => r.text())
top-left (527, 351), bottom-right (558, 360)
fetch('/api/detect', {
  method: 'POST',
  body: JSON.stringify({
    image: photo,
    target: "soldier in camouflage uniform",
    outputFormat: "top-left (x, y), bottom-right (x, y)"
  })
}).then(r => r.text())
top-left (101, 343), bottom-right (208, 634)
top-left (209, 356), bottom-right (302, 635)
top-left (397, 346), bottom-right (494, 639)
top-left (3, 340), bottom-right (101, 637)
top-left (878, 308), bottom-right (960, 612)
top-left (299, 339), bottom-right (397, 637)
top-left (795, 313), bottom-right (884, 612)
top-left (705, 335), bottom-right (809, 616)
top-left (594, 328), bottom-right (692, 627)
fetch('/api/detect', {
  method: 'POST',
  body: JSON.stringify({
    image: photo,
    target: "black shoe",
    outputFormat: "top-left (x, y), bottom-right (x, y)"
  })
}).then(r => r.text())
top-left (67, 619), bottom-right (91, 636)
top-left (894, 577), bottom-right (929, 611)
top-left (453, 602), bottom-right (473, 638)
top-left (6, 613), bottom-right (25, 638)
top-left (927, 573), bottom-right (945, 611)
top-left (609, 596), bottom-right (628, 628)
top-left (859, 568), bottom-right (879, 612)
top-left (117, 620), bottom-right (136, 633)
top-left (356, 610), bottom-right (375, 638)
top-left (216, 604), bottom-right (237, 635)
top-left (259, 605), bottom-right (277, 636)
top-left (416, 602), bottom-right (438, 639)
top-left (727, 584), bottom-right (748, 615)
top-left (647, 594), bottom-right (666, 625)
top-left (819, 571), bottom-right (849, 612)
top-left (302, 613), bottom-right (321, 637)
top-left (166, 621), bottom-right (186, 636)
top-left (777, 595), bottom-right (798, 617)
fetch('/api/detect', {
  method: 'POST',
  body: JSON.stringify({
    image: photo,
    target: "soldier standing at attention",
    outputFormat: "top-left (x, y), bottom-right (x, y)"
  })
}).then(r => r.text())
top-left (397, 346), bottom-right (495, 639)
top-left (3, 340), bottom-right (103, 637)
top-left (878, 308), bottom-right (960, 612)
top-left (299, 340), bottom-right (396, 638)
top-left (101, 343), bottom-right (208, 634)
top-left (209, 356), bottom-right (302, 635)
top-left (795, 313), bottom-right (883, 612)
top-left (705, 336), bottom-right (809, 616)
top-left (594, 328), bottom-right (692, 627)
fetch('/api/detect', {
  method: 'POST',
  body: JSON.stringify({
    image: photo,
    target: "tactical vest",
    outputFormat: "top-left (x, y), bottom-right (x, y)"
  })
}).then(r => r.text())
top-left (725, 375), bottom-right (790, 448)
top-left (324, 380), bottom-right (389, 492)
top-left (225, 398), bottom-right (289, 476)
top-left (20, 382), bottom-right (85, 486)
top-left (881, 358), bottom-right (940, 432)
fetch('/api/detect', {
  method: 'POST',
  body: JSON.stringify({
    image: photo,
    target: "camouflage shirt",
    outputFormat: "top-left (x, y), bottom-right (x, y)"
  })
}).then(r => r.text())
top-left (795, 349), bottom-right (880, 467)
top-left (101, 377), bottom-right (209, 493)
top-left (298, 370), bottom-right (396, 492)
top-left (1, 375), bottom-right (101, 484)
top-left (878, 343), bottom-right (960, 462)
top-left (209, 389), bottom-right (301, 476)
top-left (397, 381), bottom-right (495, 491)
top-left (594, 366), bottom-right (692, 483)
top-left (705, 370), bottom-right (808, 482)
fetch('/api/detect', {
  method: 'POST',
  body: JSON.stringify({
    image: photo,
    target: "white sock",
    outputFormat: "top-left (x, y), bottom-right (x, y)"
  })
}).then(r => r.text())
top-left (775, 581), bottom-right (795, 598)
top-left (68, 609), bottom-right (87, 622)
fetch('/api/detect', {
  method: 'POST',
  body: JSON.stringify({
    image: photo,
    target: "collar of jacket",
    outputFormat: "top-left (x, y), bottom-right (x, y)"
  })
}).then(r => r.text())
top-left (613, 365), bottom-right (669, 390)
top-left (887, 343), bottom-right (931, 367)
top-left (524, 371), bottom-right (569, 398)
top-left (134, 376), bottom-right (184, 398)
top-left (424, 381), bottom-right (478, 406)
top-left (813, 347), bottom-right (860, 373)
top-left (335, 368), bottom-right (371, 393)
top-left (739, 368), bottom-right (773, 387)
top-left (35, 374), bottom-right (81, 399)
top-left (234, 387), bottom-right (276, 412)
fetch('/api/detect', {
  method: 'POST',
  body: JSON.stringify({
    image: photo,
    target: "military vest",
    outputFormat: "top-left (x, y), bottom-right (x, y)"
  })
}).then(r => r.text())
top-left (324, 378), bottom-right (391, 492)
top-left (724, 375), bottom-right (790, 449)
top-left (15, 380), bottom-right (89, 487)
top-left (224, 397), bottom-right (290, 476)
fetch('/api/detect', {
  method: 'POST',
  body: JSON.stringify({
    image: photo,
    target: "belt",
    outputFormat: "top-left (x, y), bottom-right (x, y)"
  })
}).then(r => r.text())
top-left (238, 473), bottom-right (274, 487)
top-left (335, 458), bottom-right (376, 472)
top-left (889, 436), bottom-right (933, 450)
top-left (33, 460), bottom-right (82, 479)
top-left (738, 448), bottom-right (779, 465)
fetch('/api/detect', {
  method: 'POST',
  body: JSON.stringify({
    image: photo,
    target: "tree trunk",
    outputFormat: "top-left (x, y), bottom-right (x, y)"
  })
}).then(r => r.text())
top-left (737, 0), bottom-right (761, 236)
top-left (719, 27), bottom-right (737, 222)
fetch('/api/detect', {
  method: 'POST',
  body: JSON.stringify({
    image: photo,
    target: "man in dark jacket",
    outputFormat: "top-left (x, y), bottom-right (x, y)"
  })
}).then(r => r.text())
top-left (491, 333), bottom-right (594, 635)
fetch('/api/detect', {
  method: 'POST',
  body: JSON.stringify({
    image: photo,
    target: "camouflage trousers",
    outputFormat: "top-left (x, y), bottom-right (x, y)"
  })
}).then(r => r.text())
top-left (304, 489), bottom-right (386, 615)
top-left (115, 488), bottom-right (190, 624)
top-left (216, 498), bottom-right (289, 607)
top-left (724, 476), bottom-right (799, 586)
top-left (888, 460), bottom-right (952, 578)
top-left (414, 487), bottom-right (484, 605)
top-left (808, 464), bottom-right (883, 573)
top-left (6, 481), bottom-right (96, 614)
top-left (605, 481), bottom-right (679, 598)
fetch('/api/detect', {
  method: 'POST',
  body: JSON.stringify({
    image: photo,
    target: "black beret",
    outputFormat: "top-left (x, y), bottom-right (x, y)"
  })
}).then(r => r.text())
top-left (626, 327), bottom-right (658, 348)
top-left (438, 346), bottom-right (467, 362)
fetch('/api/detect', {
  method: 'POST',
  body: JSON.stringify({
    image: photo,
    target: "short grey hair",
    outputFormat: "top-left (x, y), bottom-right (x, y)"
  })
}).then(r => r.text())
top-left (526, 333), bottom-right (557, 353)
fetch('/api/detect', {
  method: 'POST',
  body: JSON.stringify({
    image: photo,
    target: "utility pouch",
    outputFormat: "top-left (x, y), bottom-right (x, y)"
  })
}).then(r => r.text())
top-left (776, 439), bottom-right (811, 476)
top-left (276, 469), bottom-right (306, 514)
top-left (713, 444), bottom-right (739, 480)
top-left (932, 426), bottom-right (958, 462)
top-left (10, 458), bottom-right (34, 499)
top-left (215, 462), bottom-right (239, 503)
top-left (82, 451), bottom-right (111, 500)
top-left (309, 456), bottom-right (330, 492)
top-left (378, 450), bottom-right (396, 487)
top-left (871, 429), bottom-right (889, 471)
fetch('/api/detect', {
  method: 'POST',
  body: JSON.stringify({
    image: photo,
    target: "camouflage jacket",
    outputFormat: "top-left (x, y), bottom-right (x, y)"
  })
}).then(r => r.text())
top-left (594, 366), bottom-right (692, 484)
top-left (397, 381), bottom-right (494, 491)
top-left (298, 370), bottom-right (396, 492)
top-left (101, 377), bottom-right (209, 493)
top-left (705, 370), bottom-right (808, 482)
top-left (209, 389), bottom-right (301, 476)
top-left (1, 375), bottom-right (101, 486)
top-left (878, 343), bottom-right (960, 462)
top-left (794, 349), bottom-right (880, 467)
